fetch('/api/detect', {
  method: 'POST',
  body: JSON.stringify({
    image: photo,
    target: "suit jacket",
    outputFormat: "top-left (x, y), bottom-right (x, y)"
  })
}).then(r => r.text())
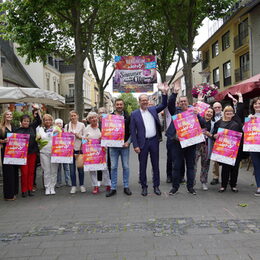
top-left (130, 94), bottom-right (167, 149)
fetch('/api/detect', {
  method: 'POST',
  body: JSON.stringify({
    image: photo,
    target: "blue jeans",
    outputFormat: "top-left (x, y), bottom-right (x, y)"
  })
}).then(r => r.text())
top-left (109, 147), bottom-right (130, 190)
top-left (251, 152), bottom-right (260, 188)
top-left (57, 163), bottom-right (70, 185)
top-left (170, 140), bottom-right (196, 190)
top-left (70, 152), bottom-right (84, 186)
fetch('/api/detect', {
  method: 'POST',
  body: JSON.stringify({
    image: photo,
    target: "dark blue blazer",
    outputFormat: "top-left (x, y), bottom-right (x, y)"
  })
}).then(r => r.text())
top-left (130, 94), bottom-right (167, 149)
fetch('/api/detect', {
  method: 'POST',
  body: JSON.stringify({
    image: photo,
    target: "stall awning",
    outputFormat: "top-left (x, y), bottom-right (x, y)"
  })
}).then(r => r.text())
top-left (0, 86), bottom-right (65, 107)
top-left (214, 73), bottom-right (260, 101)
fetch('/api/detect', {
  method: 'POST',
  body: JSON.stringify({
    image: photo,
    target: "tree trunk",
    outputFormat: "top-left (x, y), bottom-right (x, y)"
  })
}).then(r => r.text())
top-left (72, 4), bottom-right (85, 120)
top-left (98, 83), bottom-right (104, 107)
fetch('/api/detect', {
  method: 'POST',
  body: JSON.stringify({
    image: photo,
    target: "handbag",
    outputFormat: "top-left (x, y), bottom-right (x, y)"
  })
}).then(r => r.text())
top-left (75, 154), bottom-right (84, 168)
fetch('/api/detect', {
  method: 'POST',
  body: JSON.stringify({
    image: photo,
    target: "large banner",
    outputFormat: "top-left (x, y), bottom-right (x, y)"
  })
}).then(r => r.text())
top-left (243, 117), bottom-right (260, 152)
top-left (3, 133), bottom-right (30, 165)
top-left (172, 110), bottom-right (205, 148)
top-left (82, 138), bottom-right (107, 171)
top-left (211, 128), bottom-right (242, 166)
top-left (51, 132), bottom-right (74, 163)
top-left (101, 114), bottom-right (125, 147)
top-left (113, 55), bottom-right (157, 93)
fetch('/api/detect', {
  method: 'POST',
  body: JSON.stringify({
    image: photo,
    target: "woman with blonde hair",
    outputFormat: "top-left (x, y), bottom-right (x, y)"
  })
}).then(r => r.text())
top-left (37, 114), bottom-right (59, 195)
top-left (83, 111), bottom-right (111, 194)
top-left (0, 110), bottom-right (19, 200)
top-left (65, 110), bottom-right (86, 194)
top-left (212, 93), bottom-right (244, 193)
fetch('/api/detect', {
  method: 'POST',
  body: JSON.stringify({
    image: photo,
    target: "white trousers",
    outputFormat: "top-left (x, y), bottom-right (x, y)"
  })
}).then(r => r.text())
top-left (89, 169), bottom-right (111, 187)
top-left (40, 153), bottom-right (59, 190)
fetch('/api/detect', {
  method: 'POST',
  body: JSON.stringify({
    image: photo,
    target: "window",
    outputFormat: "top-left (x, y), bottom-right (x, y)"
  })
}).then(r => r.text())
top-left (213, 67), bottom-right (220, 87)
top-left (202, 50), bottom-right (209, 69)
top-left (68, 84), bottom-right (74, 97)
top-left (223, 61), bottom-right (231, 86)
top-left (240, 52), bottom-right (249, 71)
top-left (239, 18), bottom-right (248, 40)
top-left (222, 31), bottom-right (230, 51)
top-left (212, 41), bottom-right (219, 58)
top-left (46, 78), bottom-right (50, 90)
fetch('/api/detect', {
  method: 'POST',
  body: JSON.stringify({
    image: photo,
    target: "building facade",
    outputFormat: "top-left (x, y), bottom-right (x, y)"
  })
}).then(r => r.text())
top-left (199, 0), bottom-right (260, 92)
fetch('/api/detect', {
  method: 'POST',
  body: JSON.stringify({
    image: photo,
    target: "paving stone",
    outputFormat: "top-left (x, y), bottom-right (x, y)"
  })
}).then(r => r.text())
top-left (4, 248), bottom-right (43, 258)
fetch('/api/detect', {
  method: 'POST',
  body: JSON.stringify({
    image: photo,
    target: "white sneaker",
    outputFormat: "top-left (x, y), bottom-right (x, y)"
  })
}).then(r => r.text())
top-left (70, 186), bottom-right (77, 194)
top-left (80, 186), bottom-right (86, 193)
top-left (45, 188), bottom-right (51, 195)
top-left (50, 188), bottom-right (56, 195)
top-left (202, 183), bottom-right (208, 191)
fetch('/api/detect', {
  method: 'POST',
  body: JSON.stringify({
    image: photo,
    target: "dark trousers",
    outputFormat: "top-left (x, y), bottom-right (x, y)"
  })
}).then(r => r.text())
top-left (139, 136), bottom-right (160, 188)
top-left (166, 138), bottom-right (185, 182)
top-left (251, 152), bottom-right (260, 187)
top-left (221, 153), bottom-right (241, 188)
top-left (170, 140), bottom-right (196, 190)
top-left (1, 149), bottom-right (19, 199)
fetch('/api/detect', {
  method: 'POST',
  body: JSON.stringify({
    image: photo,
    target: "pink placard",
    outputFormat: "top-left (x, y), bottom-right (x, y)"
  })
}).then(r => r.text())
top-left (195, 101), bottom-right (210, 117)
top-left (101, 114), bottom-right (125, 147)
top-left (51, 132), bottom-right (74, 163)
top-left (211, 128), bottom-right (242, 166)
top-left (3, 133), bottom-right (30, 165)
top-left (82, 138), bottom-right (107, 171)
top-left (243, 117), bottom-right (260, 152)
top-left (172, 110), bottom-right (205, 148)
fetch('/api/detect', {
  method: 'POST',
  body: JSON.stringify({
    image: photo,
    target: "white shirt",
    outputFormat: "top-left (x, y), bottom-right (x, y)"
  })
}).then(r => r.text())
top-left (65, 122), bottom-right (85, 151)
top-left (83, 125), bottom-right (101, 139)
top-left (140, 109), bottom-right (156, 138)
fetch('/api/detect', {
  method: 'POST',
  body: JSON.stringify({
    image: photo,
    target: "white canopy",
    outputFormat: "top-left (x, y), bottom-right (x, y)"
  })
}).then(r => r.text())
top-left (0, 86), bottom-right (65, 107)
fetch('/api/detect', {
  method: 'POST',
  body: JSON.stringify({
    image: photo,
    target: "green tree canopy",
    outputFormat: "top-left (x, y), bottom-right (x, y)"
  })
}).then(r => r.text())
top-left (117, 93), bottom-right (139, 114)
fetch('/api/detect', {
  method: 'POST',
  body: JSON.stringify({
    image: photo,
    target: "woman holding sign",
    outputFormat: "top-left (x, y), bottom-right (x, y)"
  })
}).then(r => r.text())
top-left (0, 111), bottom-right (19, 201)
top-left (212, 93), bottom-right (244, 193)
top-left (83, 112), bottom-right (111, 194)
top-left (15, 105), bottom-right (42, 197)
top-left (248, 97), bottom-right (260, 196)
top-left (65, 110), bottom-right (86, 194)
top-left (37, 114), bottom-right (59, 195)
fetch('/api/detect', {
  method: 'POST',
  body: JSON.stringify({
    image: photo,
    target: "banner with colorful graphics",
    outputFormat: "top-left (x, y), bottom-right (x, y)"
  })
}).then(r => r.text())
top-left (101, 114), bottom-right (125, 147)
top-left (172, 110), bottom-right (205, 148)
top-left (82, 138), bottom-right (107, 171)
top-left (113, 55), bottom-right (157, 93)
top-left (3, 133), bottom-right (30, 165)
top-left (211, 128), bottom-right (242, 166)
top-left (195, 101), bottom-right (210, 117)
top-left (51, 132), bottom-right (74, 163)
top-left (243, 117), bottom-right (260, 152)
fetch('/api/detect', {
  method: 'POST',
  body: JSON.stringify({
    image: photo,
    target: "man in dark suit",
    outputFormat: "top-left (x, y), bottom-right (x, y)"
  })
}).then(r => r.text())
top-left (130, 84), bottom-right (169, 196)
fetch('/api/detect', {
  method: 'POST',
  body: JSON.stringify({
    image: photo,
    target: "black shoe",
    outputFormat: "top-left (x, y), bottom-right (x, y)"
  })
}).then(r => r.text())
top-left (22, 192), bottom-right (27, 198)
top-left (124, 188), bottom-right (132, 196)
top-left (210, 179), bottom-right (219, 185)
top-left (218, 187), bottom-right (226, 193)
top-left (231, 187), bottom-right (238, 193)
top-left (187, 188), bottom-right (196, 195)
top-left (166, 177), bottom-right (172, 183)
top-left (28, 190), bottom-right (34, 197)
top-left (169, 187), bottom-right (178, 195)
top-left (141, 187), bottom-right (148, 196)
top-left (154, 187), bottom-right (161, 196)
top-left (106, 189), bottom-right (117, 197)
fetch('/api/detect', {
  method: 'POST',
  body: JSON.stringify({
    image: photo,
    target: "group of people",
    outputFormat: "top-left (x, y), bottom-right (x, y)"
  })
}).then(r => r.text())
top-left (0, 83), bottom-right (259, 201)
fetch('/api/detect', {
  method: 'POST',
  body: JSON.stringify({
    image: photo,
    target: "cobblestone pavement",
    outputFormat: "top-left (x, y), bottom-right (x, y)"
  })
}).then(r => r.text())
top-left (0, 138), bottom-right (260, 259)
